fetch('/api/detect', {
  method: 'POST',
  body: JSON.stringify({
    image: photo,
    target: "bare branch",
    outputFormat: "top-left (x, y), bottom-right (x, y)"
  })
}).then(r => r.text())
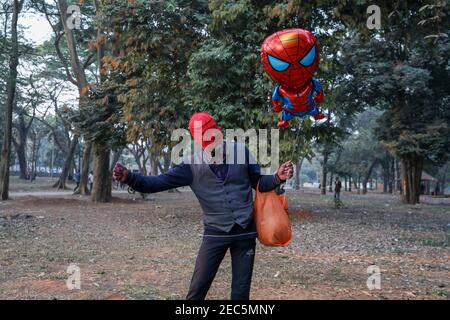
top-left (37, 0), bottom-right (79, 86)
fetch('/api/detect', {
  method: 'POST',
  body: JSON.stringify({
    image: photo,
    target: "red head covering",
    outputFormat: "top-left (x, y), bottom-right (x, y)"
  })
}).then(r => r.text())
top-left (188, 112), bottom-right (221, 149)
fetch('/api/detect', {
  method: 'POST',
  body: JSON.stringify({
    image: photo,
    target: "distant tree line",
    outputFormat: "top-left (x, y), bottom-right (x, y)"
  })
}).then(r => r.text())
top-left (0, 0), bottom-right (448, 204)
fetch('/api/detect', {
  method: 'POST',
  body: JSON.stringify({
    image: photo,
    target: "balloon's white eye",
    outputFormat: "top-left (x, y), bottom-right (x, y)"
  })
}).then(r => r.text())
top-left (299, 46), bottom-right (316, 67)
top-left (268, 54), bottom-right (290, 72)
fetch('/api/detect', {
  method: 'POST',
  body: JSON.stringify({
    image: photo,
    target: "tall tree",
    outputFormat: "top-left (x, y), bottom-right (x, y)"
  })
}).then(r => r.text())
top-left (56, 0), bottom-right (93, 194)
top-left (12, 70), bottom-right (48, 179)
top-left (34, 0), bottom-right (97, 191)
top-left (335, 110), bottom-right (385, 194)
top-left (90, 2), bottom-right (111, 203)
top-left (0, 0), bottom-right (24, 200)
top-left (83, 0), bottom-right (207, 190)
top-left (340, 1), bottom-right (450, 204)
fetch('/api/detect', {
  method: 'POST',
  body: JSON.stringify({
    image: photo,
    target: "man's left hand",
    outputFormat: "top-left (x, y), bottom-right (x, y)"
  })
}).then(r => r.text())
top-left (276, 160), bottom-right (294, 182)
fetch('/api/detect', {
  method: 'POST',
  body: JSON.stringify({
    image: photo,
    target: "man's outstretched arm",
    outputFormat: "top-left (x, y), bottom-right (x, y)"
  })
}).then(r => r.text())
top-left (113, 163), bottom-right (193, 194)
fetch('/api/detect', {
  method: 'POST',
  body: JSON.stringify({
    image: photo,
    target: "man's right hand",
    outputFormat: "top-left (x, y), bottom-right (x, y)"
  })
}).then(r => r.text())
top-left (113, 162), bottom-right (129, 182)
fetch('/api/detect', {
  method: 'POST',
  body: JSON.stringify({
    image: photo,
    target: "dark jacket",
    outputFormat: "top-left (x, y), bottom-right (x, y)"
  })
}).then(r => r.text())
top-left (335, 180), bottom-right (342, 192)
top-left (125, 142), bottom-right (281, 236)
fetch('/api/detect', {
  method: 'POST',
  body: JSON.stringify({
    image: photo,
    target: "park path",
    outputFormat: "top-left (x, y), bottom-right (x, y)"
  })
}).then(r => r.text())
top-left (8, 190), bottom-right (129, 198)
top-left (4, 188), bottom-right (449, 205)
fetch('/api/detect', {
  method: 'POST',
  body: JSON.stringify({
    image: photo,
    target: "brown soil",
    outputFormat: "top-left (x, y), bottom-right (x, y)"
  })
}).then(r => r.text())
top-left (0, 190), bottom-right (449, 300)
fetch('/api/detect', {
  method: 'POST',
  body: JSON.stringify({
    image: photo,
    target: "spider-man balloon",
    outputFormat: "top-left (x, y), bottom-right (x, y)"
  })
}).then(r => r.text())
top-left (261, 29), bottom-right (325, 128)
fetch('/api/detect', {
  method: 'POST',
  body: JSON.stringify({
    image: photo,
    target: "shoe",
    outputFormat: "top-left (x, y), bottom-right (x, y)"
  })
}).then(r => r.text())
top-left (313, 112), bottom-right (325, 120)
top-left (277, 120), bottom-right (290, 128)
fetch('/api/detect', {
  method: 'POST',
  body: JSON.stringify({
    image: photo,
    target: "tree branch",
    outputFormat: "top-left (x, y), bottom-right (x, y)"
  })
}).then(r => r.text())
top-left (54, 32), bottom-right (78, 86)
top-left (37, 0), bottom-right (79, 86)
top-left (83, 52), bottom-right (96, 70)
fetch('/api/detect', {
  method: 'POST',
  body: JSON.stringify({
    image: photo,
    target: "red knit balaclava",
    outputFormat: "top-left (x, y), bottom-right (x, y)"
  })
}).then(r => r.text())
top-left (188, 112), bottom-right (222, 149)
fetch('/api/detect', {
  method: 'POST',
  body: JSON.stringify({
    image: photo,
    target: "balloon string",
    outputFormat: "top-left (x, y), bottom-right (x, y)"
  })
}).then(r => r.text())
top-left (283, 119), bottom-right (303, 206)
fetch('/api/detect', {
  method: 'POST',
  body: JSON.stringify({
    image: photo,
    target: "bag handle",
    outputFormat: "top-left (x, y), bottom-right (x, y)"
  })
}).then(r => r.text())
top-left (256, 177), bottom-right (288, 208)
top-left (279, 174), bottom-right (289, 211)
top-left (281, 190), bottom-right (288, 208)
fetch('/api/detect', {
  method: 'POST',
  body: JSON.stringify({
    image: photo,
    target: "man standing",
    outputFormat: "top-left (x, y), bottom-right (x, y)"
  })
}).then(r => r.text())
top-left (334, 177), bottom-right (342, 200)
top-left (74, 170), bottom-right (81, 191)
top-left (113, 112), bottom-right (293, 300)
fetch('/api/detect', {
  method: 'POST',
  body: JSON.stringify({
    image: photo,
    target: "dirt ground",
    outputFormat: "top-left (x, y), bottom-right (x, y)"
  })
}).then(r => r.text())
top-left (0, 188), bottom-right (449, 300)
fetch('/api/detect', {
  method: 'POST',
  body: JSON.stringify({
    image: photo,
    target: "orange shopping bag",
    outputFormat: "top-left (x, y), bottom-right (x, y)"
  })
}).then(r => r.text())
top-left (253, 184), bottom-right (292, 247)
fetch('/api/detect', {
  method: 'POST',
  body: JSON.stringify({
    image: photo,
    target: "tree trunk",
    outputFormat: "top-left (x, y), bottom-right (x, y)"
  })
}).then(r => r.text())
top-left (321, 152), bottom-right (328, 195)
top-left (29, 131), bottom-right (37, 182)
top-left (356, 175), bottom-right (361, 194)
top-left (348, 176), bottom-right (352, 192)
top-left (142, 155), bottom-right (148, 176)
top-left (50, 145), bottom-right (54, 178)
top-left (151, 157), bottom-right (159, 176)
top-left (391, 157), bottom-right (396, 194)
top-left (362, 159), bottom-right (378, 194)
top-left (387, 161), bottom-right (392, 192)
top-left (438, 162), bottom-right (449, 196)
top-left (163, 152), bottom-right (171, 173)
top-left (148, 150), bottom-right (159, 176)
top-left (91, 142), bottom-right (111, 203)
top-left (54, 0), bottom-right (92, 190)
top-left (15, 140), bottom-right (27, 179)
top-left (135, 151), bottom-right (147, 175)
top-left (400, 157), bottom-right (423, 204)
top-left (53, 135), bottom-right (79, 189)
top-left (293, 158), bottom-right (304, 190)
top-left (365, 180), bottom-right (369, 192)
top-left (344, 176), bottom-right (348, 191)
top-left (395, 159), bottom-right (400, 194)
top-left (382, 154), bottom-right (390, 193)
top-left (0, 0), bottom-right (23, 200)
top-left (74, 142), bottom-right (91, 195)
top-left (12, 113), bottom-right (31, 179)
top-left (57, 0), bottom-right (88, 89)
top-left (110, 148), bottom-right (123, 172)
top-left (90, 24), bottom-right (111, 203)
top-left (328, 173), bottom-right (333, 192)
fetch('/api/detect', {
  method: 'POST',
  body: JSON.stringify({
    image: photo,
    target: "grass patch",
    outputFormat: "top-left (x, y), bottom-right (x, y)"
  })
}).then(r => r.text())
top-left (48, 272), bottom-right (68, 280)
top-left (432, 287), bottom-right (449, 298)
top-left (9, 176), bottom-right (75, 192)
top-left (421, 238), bottom-right (444, 247)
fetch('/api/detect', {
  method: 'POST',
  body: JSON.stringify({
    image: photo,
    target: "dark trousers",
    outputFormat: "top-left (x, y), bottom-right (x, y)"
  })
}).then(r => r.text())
top-left (186, 238), bottom-right (256, 300)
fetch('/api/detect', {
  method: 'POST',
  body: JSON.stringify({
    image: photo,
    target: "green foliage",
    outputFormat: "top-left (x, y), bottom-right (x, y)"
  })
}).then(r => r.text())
top-left (85, 0), bottom-right (207, 153)
top-left (334, 197), bottom-right (344, 209)
top-left (334, 109), bottom-right (384, 178)
top-left (4, 0), bottom-right (447, 185)
top-left (186, 1), bottom-right (273, 129)
top-left (186, 0), bottom-right (359, 163)
top-left (74, 88), bottom-right (125, 149)
top-left (339, 1), bottom-right (450, 165)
